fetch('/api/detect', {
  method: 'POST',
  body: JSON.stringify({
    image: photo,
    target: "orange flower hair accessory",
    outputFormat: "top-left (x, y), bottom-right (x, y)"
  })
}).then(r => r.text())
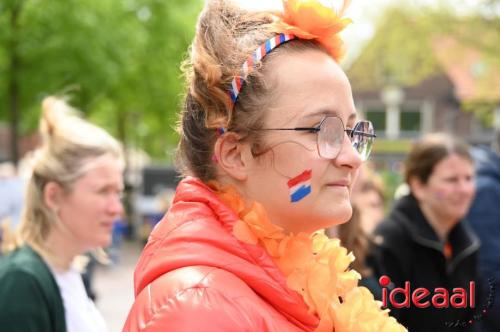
top-left (272, 0), bottom-right (352, 61)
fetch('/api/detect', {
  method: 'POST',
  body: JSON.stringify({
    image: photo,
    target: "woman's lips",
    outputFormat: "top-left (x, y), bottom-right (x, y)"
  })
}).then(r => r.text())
top-left (100, 221), bottom-right (114, 230)
top-left (325, 180), bottom-right (351, 195)
top-left (326, 179), bottom-right (350, 187)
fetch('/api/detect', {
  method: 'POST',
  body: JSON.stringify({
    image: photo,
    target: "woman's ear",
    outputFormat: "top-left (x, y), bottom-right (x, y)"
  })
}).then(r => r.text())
top-left (214, 133), bottom-right (248, 181)
top-left (44, 181), bottom-right (63, 213)
top-left (409, 177), bottom-right (425, 201)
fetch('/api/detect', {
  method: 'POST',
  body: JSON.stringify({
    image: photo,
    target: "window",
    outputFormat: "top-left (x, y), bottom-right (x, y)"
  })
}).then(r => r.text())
top-left (365, 109), bottom-right (386, 132)
top-left (400, 106), bottom-right (421, 138)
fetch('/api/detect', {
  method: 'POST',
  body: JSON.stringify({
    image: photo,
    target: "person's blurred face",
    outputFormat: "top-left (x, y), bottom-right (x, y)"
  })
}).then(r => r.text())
top-left (58, 154), bottom-right (124, 251)
top-left (414, 154), bottom-right (475, 224)
top-left (241, 49), bottom-right (363, 234)
top-left (355, 189), bottom-right (385, 234)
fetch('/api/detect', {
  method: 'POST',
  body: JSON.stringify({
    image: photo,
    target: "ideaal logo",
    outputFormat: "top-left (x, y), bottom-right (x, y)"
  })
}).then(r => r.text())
top-left (379, 276), bottom-right (476, 309)
top-left (445, 277), bottom-right (496, 328)
top-left (379, 276), bottom-right (496, 328)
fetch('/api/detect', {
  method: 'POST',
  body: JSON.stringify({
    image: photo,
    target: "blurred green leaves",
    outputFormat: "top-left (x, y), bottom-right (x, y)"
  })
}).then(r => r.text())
top-left (0, 0), bottom-right (203, 160)
top-left (347, 5), bottom-right (441, 90)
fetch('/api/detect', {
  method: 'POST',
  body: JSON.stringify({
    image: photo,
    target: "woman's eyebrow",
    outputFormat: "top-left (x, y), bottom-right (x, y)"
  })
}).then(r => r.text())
top-left (305, 110), bottom-right (357, 121)
top-left (305, 109), bottom-right (340, 118)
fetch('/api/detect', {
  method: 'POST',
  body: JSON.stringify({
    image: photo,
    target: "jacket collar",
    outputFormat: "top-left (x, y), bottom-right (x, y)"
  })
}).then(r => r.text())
top-left (134, 177), bottom-right (319, 330)
top-left (391, 194), bottom-right (480, 271)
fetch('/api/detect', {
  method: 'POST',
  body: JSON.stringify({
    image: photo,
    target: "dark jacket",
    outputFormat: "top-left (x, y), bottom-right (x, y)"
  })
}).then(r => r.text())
top-left (368, 194), bottom-right (481, 332)
top-left (0, 245), bottom-right (66, 332)
top-left (466, 147), bottom-right (500, 332)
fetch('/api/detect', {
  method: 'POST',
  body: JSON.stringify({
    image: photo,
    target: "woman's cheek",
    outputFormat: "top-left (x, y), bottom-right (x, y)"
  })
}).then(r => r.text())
top-left (272, 142), bottom-right (320, 178)
top-left (433, 188), bottom-right (450, 201)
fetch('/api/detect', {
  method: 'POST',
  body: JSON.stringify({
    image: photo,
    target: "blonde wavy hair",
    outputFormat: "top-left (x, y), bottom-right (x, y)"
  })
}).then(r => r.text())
top-left (13, 97), bottom-right (123, 261)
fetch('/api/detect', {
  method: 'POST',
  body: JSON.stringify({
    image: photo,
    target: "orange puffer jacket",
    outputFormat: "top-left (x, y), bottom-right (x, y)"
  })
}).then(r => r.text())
top-left (123, 177), bottom-right (319, 331)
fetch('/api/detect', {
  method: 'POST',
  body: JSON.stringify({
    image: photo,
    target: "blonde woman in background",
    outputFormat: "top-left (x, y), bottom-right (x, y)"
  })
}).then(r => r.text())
top-left (0, 97), bottom-right (124, 332)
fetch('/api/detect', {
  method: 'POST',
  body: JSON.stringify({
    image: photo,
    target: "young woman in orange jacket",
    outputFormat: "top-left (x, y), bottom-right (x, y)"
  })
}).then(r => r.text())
top-left (124, 1), bottom-right (406, 331)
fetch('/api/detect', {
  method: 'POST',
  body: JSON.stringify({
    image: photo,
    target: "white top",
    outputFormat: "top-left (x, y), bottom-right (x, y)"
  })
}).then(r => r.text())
top-left (51, 267), bottom-right (108, 332)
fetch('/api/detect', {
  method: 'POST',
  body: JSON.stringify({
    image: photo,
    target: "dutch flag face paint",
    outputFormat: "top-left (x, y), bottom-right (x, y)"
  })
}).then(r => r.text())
top-left (287, 170), bottom-right (312, 203)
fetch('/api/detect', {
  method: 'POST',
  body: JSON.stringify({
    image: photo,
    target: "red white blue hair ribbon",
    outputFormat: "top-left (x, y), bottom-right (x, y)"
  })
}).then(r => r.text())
top-left (228, 33), bottom-right (296, 109)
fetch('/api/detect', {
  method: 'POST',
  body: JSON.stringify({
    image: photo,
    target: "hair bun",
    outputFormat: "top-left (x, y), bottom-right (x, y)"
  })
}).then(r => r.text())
top-left (41, 96), bottom-right (62, 138)
top-left (40, 96), bottom-right (78, 141)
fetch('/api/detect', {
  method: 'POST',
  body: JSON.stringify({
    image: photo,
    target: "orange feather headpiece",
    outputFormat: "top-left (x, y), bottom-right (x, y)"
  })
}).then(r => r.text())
top-left (272, 0), bottom-right (352, 61)
top-left (226, 0), bottom-right (352, 111)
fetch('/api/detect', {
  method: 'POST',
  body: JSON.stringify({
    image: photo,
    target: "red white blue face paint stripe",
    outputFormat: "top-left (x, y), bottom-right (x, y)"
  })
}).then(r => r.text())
top-left (287, 170), bottom-right (312, 203)
top-left (228, 33), bottom-right (296, 109)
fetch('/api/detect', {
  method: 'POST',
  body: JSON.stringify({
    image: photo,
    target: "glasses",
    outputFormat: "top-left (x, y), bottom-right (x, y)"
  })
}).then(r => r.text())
top-left (259, 116), bottom-right (376, 161)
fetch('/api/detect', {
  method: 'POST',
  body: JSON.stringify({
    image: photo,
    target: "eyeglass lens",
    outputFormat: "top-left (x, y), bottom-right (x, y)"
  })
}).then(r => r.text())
top-left (351, 121), bottom-right (374, 161)
top-left (317, 117), bottom-right (375, 161)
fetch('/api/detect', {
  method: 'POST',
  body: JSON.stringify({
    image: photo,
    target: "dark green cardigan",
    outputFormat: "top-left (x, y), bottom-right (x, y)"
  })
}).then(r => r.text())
top-left (0, 245), bottom-right (66, 332)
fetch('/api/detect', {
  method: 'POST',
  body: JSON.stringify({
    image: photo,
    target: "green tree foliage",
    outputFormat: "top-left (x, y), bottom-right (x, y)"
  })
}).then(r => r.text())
top-left (427, 0), bottom-right (500, 124)
top-left (0, 0), bottom-right (203, 161)
top-left (347, 5), bottom-right (441, 91)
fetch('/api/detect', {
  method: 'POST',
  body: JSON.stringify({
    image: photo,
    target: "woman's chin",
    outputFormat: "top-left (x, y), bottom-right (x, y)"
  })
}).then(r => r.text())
top-left (92, 236), bottom-right (112, 250)
top-left (309, 210), bottom-right (353, 234)
top-left (325, 204), bottom-right (353, 224)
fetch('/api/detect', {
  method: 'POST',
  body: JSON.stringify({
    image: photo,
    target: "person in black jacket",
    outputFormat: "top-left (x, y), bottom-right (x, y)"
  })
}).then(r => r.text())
top-left (368, 133), bottom-right (481, 332)
top-left (466, 131), bottom-right (500, 332)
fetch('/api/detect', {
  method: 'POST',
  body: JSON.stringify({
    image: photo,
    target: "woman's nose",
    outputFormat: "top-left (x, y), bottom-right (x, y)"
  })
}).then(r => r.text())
top-left (333, 132), bottom-right (363, 170)
top-left (459, 177), bottom-right (476, 196)
top-left (108, 195), bottom-right (124, 216)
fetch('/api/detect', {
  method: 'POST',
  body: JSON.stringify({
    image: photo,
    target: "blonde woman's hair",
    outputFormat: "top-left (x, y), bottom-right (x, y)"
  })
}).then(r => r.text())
top-left (15, 97), bottom-right (124, 258)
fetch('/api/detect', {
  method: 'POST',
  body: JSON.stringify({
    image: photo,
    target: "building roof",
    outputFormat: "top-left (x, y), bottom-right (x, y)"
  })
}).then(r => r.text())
top-left (347, 7), bottom-right (500, 104)
top-left (432, 36), bottom-right (500, 102)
